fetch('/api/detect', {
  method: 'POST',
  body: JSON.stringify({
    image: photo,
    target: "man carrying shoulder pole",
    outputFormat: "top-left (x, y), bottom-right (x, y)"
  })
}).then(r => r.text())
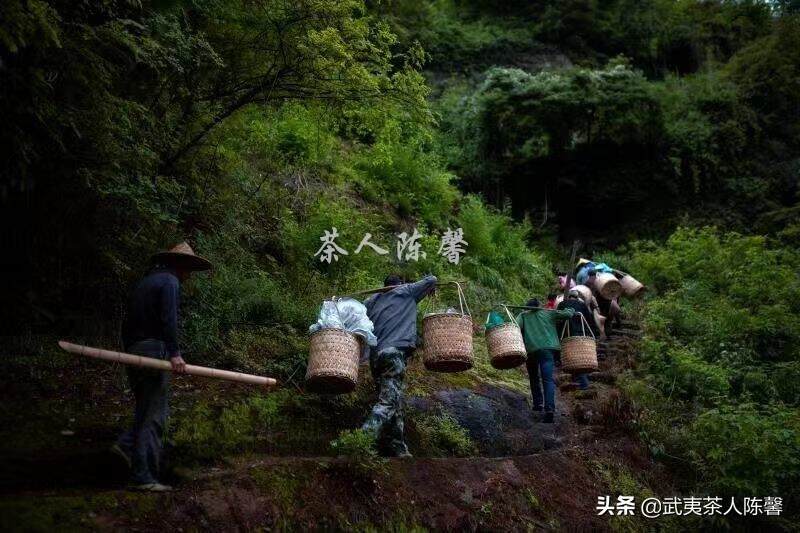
top-left (516, 298), bottom-right (574, 423)
top-left (112, 242), bottom-right (211, 492)
top-left (361, 274), bottom-right (437, 457)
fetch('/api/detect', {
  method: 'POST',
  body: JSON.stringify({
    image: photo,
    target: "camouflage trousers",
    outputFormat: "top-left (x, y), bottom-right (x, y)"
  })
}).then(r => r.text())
top-left (361, 347), bottom-right (411, 456)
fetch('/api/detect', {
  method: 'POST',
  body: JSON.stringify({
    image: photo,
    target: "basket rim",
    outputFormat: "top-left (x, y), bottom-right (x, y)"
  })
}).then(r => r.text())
top-left (423, 312), bottom-right (472, 320)
top-left (306, 368), bottom-right (358, 379)
top-left (309, 327), bottom-right (362, 340)
top-left (486, 322), bottom-right (520, 333)
top-left (561, 335), bottom-right (597, 342)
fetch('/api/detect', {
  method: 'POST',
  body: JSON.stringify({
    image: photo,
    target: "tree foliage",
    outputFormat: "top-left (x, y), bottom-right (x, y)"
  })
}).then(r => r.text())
top-left (0, 0), bottom-right (431, 332)
top-left (439, 12), bottom-right (800, 240)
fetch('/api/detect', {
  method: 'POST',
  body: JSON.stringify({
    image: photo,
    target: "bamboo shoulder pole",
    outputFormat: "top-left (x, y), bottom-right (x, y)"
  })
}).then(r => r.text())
top-left (336, 279), bottom-right (468, 299)
top-left (58, 341), bottom-right (277, 388)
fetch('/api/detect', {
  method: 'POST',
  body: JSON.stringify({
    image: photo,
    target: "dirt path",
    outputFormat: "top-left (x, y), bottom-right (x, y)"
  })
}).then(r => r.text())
top-left (1, 320), bottom-right (676, 531)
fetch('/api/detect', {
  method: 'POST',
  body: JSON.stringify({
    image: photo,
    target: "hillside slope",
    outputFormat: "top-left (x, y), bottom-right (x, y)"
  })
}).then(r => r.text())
top-left (1, 322), bottom-right (670, 531)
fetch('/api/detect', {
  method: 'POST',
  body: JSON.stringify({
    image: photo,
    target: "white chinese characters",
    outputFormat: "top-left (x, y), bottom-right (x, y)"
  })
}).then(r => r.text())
top-left (314, 227), bottom-right (468, 265)
top-left (396, 228), bottom-right (426, 262)
top-left (437, 227), bottom-right (468, 265)
top-left (596, 496), bottom-right (782, 518)
top-left (314, 227), bottom-right (348, 263)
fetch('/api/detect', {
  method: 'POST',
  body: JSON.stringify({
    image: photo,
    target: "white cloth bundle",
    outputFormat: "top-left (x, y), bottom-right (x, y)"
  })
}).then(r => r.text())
top-left (309, 298), bottom-right (378, 347)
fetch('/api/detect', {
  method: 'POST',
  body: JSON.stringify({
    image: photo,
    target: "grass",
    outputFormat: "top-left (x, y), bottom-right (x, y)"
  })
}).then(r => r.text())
top-left (0, 492), bottom-right (159, 532)
top-left (250, 465), bottom-right (307, 508)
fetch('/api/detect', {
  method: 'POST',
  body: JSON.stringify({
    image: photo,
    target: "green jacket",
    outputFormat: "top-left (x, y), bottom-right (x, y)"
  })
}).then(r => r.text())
top-left (516, 308), bottom-right (574, 353)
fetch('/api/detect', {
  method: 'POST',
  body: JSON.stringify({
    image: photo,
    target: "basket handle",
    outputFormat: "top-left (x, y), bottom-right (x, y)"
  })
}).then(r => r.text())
top-left (420, 281), bottom-right (471, 317)
top-left (501, 304), bottom-right (517, 324)
top-left (453, 281), bottom-right (471, 316)
top-left (580, 311), bottom-right (596, 339)
top-left (560, 311), bottom-right (596, 340)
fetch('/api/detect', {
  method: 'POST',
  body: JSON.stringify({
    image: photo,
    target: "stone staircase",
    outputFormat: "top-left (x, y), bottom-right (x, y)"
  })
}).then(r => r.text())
top-left (557, 317), bottom-right (642, 428)
top-left (596, 319), bottom-right (641, 362)
top-left (558, 319), bottom-right (641, 383)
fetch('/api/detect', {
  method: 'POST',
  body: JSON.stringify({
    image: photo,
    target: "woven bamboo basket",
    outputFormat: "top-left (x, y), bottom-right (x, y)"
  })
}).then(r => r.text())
top-left (422, 282), bottom-right (474, 373)
top-left (423, 313), bottom-right (473, 372)
top-left (574, 284), bottom-right (593, 305)
top-left (305, 328), bottom-right (362, 394)
top-left (619, 274), bottom-right (645, 298)
top-left (595, 273), bottom-right (623, 300)
top-left (560, 314), bottom-right (598, 374)
top-left (486, 308), bottom-right (526, 369)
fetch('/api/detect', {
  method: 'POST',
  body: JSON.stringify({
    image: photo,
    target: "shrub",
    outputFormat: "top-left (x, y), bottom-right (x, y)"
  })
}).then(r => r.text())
top-left (620, 227), bottom-right (800, 513)
top-left (412, 412), bottom-right (476, 457)
top-left (689, 404), bottom-right (800, 496)
top-left (330, 429), bottom-right (387, 475)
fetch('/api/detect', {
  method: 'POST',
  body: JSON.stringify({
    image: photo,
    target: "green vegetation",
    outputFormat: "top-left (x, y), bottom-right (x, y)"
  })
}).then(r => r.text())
top-left (250, 465), bottom-right (308, 508)
top-left (438, 25), bottom-right (800, 238)
top-left (2, 0), bottom-right (800, 526)
top-left (619, 227), bottom-right (800, 515)
top-left (411, 412), bottom-right (477, 457)
top-left (329, 428), bottom-right (388, 477)
top-left (590, 459), bottom-right (682, 533)
top-left (0, 493), bottom-right (157, 531)
top-left (330, 428), bottom-right (378, 457)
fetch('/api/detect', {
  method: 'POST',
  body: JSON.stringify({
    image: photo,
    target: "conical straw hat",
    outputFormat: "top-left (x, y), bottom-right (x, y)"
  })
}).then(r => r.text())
top-left (151, 242), bottom-right (212, 271)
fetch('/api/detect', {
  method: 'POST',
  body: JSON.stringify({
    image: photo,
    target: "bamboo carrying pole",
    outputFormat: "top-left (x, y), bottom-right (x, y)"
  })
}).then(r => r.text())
top-left (500, 304), bottom-right (551, 311)
top-left (58, 341), bottom-right (277, 388)
top-left (563, 240), bottom-right (580, 300)
top-left (335, 279), bottom-right (468, 299)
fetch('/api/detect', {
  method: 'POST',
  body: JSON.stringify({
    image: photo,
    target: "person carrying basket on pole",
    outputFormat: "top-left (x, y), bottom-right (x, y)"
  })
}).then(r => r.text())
top-left (516, 299), bottom-right (574, 423)
top-left (557, 289), bottom-right (600, 391)
top-left (360, 274), bottom-right (437, 457)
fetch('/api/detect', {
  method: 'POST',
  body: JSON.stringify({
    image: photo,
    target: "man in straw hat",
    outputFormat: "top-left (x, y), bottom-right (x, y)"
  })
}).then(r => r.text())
top-left (361, 273), bottom-right (437, 457)
top-left (111, 242), bottom-right (211, 491)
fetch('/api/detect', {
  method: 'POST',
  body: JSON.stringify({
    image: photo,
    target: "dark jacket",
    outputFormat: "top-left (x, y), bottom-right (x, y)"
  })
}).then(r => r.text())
top-left (364, 275), bottom-right (437, 352)
top-left (122, 267), bottom-right (181, 356)
top-left (557, 298), bottom-right (599, 338)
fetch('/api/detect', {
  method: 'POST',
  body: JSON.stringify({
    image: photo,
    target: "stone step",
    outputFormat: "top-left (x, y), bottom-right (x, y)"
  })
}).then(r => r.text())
top-left (599, 345), bottom-right (627, 352)
top-left (609, 329), bottom-right (642, 338)
top-left (597, 345), bottom-right (625, 353)
top-left (559, 382), bottom-right (580, 392)
top-left (573, 388), bottom-right (597, 400)
top-left (588, 371), bottom-right (616, 384)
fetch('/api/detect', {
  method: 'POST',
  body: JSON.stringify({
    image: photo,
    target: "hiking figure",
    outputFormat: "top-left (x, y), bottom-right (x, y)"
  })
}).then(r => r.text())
top-left (516, 299), bottom-right (574, 423)
top-left (361, 274), bottom-right (437, 456)
top-left (113, 242), bottom-right (212, 491)
top-left (585, 268), bottom-right (622, 335)
top-left (557, 289), bottom-right (600, 391)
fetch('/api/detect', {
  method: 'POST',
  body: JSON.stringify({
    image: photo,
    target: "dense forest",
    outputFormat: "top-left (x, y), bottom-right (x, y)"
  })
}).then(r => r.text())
top-left (1, 0), bottom-right (799, 530)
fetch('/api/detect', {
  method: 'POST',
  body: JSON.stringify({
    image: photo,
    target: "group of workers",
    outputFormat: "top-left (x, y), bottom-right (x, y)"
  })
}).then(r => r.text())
top-left (517, 262), bottom-right (619, 424)
top-left (111, 242), bottom-right (617, 491)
